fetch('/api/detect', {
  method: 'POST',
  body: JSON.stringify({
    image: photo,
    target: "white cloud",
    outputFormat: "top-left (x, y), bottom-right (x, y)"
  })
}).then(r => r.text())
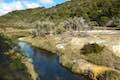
top-left (25, 3), bottom-right (40, 9)
top-left (0, 0), bottom-right (55, 16)
top-left (0, 1), bottom-right (41, 16)
top-left (40, 0), bottom-right (54, 4)
top-left (0, 9), bottom-right (7, 16)
top-left (0, 1), bottom-right (24, 15)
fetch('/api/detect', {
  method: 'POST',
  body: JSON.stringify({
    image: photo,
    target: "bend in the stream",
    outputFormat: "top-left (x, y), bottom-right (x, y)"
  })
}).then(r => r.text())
top-left (18, 41), bottom-right (83, 80)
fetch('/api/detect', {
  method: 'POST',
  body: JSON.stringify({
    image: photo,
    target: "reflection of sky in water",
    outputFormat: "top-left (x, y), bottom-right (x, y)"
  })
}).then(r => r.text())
top-left (18, 42), bottom-right (34, 58)
top-left (18, 41), bottom-right (82, 80)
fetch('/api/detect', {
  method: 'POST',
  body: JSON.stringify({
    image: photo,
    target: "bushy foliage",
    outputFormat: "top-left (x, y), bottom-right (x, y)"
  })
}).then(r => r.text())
top-left (63, 17), bottom-right (90, 31)
top-left (81, 43), bottom-right (104, 54)
top-left (55, 23), bottom-right (65, 34)
top-left (32, 20), bottom-right (55, 37)
top-left (113, 18), bottom-right (120, 26)
top-left (32, 17), bottom-right (91, 36)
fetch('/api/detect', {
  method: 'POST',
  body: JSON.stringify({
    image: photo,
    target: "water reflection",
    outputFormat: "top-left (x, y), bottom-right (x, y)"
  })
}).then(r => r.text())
top-left (19, 42), bottom-right (82, 80)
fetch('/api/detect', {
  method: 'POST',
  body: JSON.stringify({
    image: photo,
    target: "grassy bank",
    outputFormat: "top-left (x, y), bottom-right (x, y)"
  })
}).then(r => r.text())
top-left (23, 36), bottom-right (58, 53)
top-left (23, 35), bottom-right (120, 80)
top-left (0, 27), bottom-right (31, 39)
top-left (0, 52), bottom-right (32, 80)
top-left (0, 33), bottom-right (37, 80)
top-left (7, 50), bottom-right (38, 80)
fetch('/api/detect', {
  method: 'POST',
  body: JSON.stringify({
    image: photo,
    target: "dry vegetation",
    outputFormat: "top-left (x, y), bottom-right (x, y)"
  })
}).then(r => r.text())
top-left (22, 31), bottom-right (120, 80)
top-left (0, 33), bottom-right (35, 80)
top-left (1, 17), bottom-right (120, 80)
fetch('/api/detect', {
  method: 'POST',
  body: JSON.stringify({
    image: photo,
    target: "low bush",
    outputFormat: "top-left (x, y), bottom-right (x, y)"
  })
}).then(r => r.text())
top-left (32, 20), bottom-right (55, 37)
top-left (63, 17), bottom-right (90, 31)
top-left (81, 43), bottom-right (104, 54)
top-left (81, 43), bottom-right (120, 69)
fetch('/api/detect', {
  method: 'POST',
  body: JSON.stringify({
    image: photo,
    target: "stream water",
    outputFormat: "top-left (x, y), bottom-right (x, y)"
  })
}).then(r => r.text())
top-left (18, 41), bottom-right (83, 80)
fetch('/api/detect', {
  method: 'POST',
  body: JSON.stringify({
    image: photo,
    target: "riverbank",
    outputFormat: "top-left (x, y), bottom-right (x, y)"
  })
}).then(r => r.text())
top-left (6, 50), bottom-right (38, 80)
top-left (22, 30), bottom-right (120, 80)
top-left (0, 32), bottom-right (38, 80)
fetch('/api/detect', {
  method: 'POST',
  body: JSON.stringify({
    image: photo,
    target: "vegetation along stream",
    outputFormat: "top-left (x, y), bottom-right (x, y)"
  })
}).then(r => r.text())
top-left (18, 41), bottom-right (83, 80)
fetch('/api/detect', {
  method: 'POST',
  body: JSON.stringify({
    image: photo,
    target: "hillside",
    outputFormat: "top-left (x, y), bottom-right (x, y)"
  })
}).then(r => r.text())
top-left (0, 0), bottom-right (120, 27)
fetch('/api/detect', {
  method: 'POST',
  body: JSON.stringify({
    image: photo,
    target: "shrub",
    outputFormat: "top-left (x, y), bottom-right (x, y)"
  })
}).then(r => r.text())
top-left (113, 18), bottom-right (120, 26)
top-left (63, 17), bottom-right (90, 31)
top-left (32, 20), bottom-right (55, 37)
top-left (81, 43), bottom-right (104, 54)
top-left (56, 22), bottom-right (65, 34)
top-left (100, 16), bottom-right (110, 25)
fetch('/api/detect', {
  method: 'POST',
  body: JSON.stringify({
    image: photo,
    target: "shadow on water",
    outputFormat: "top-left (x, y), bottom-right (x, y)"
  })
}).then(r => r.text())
top-left (18, 41), bottom-right (83, 80)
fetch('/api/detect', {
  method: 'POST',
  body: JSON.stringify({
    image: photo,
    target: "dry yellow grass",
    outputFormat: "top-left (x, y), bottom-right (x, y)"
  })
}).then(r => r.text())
top-left (21, 32), bottom-right (120, 80)
top-left (0, 27), bottom-right (30, 38)
top-left (23, 36), bottom-right (57, 53)
top-left (92, 65), bottom-right (110, 78)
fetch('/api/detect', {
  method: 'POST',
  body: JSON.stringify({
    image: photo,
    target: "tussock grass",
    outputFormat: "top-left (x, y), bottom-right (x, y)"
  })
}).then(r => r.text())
top-left (97, 70), bottom-right (120, 80)
top-left (23, 36), bottom-right (120, 80)
top-left (24, 36), bottom-right (57, 53)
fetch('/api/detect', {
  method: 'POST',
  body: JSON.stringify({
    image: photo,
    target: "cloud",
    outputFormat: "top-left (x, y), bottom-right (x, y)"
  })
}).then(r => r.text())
top-left (0, 0), bottom-right (55, 16)
top-left (18, 0), bottom-right (40, 9)
top-left (0, 1), bottom-right (40, 16)
top-left (0, 1), bottom-right (24, 15)
top-left (40, 0), bottom-right (54, 4)
top-left (0, 9), bottom-right (7, 16)
top-left (26, 3), bottom-right (40, 8)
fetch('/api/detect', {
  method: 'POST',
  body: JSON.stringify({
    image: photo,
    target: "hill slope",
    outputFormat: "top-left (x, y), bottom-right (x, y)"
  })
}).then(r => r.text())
top-left (0, 0), bottom-right (120, 27)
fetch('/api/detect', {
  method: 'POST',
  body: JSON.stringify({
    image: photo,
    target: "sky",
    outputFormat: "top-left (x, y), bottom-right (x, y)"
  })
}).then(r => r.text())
top-left (0, 0), bottom-right (65, 16)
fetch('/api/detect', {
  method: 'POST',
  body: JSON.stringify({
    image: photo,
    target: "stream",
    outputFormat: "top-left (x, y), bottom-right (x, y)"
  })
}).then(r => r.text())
top-left (18, 41), bottom-right (83, 80)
